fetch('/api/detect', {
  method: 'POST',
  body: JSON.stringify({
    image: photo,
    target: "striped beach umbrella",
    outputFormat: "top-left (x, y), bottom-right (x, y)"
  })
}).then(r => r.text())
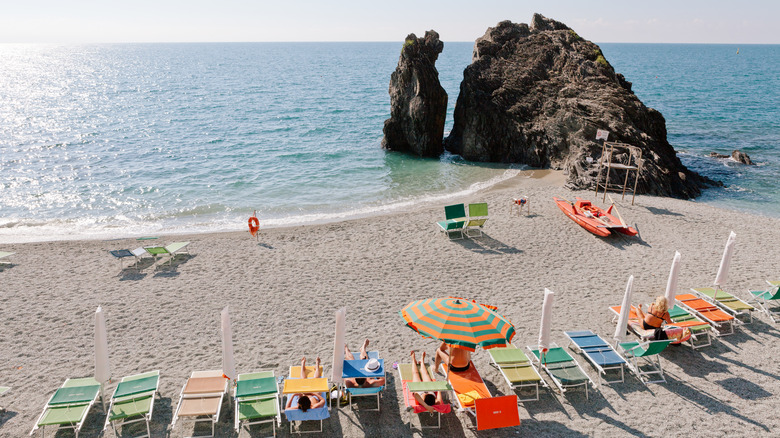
top-left (400, 297), bottom-right (515, 351)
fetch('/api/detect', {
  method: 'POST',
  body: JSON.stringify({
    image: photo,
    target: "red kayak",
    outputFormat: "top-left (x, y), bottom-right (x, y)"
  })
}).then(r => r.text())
top-left (553, 197), bottom-right (638, 237)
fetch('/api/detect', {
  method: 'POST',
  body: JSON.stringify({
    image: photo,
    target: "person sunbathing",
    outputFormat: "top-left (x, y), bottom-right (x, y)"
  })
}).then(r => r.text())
top-left (434, 340), bottom-right (471, 373)
top-left (636, 296), bottom-right (673, 339)
top-left (410, 351), bottom-right (444, 413)
top-left (344, 339), bottom-right (386, 388)
top-left (285, 356), bottom-right (326, 412)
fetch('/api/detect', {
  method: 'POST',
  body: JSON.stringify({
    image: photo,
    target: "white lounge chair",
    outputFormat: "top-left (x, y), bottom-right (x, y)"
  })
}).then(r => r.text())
top-left (0, 251), bottom-right (14, 265)
top-left (144, 242), bottom-right (191, 266)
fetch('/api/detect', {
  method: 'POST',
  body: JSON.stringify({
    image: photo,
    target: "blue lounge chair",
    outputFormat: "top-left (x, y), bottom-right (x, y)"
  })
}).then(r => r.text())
top-left (342, 351), bottom-right (384, 411)
top-left (565, 330), bottom-right (627, 384)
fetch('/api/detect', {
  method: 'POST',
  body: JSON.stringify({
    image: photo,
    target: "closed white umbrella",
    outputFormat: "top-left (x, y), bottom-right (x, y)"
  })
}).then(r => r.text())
top-left (221, 306), bottom-right (236, 383)
top-left (331, 308), bottom-right (346, 385)
top-left (95, 306), bottom-right (110, 410)
top-left (714, 231), bottom-right (737, 288)
top-left (664, 252), bottom-right (681, 308)
top-left (614, 276), bottom-right (634, 343)
top-left (538, 289), bottom-right (555, 354)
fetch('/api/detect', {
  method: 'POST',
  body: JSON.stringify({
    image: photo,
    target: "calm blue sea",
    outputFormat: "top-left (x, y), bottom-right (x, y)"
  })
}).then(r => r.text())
top-left (1, 43), bottom-right (778, 243)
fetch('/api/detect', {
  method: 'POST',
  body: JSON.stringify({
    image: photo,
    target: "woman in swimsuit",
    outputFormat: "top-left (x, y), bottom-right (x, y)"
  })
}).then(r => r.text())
top-left (285, 356), bottom-right (326, 412)
top-left (636, 296), bottom-right (673, 340)
top-left (433, 341), bottom-right (471, 373)
top-left (410, 351), bottom-right (444, 413)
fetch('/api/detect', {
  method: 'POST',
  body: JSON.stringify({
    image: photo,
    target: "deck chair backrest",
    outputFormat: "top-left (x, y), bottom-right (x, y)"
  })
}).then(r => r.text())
top-left (444, 204), bottom-right (466, 220)
top-left (640, 340), bottom-right (673, 356)
top-left (468, 203), bottom-right (488, 217)
top-left (475, 395), bottom-right (520, 431)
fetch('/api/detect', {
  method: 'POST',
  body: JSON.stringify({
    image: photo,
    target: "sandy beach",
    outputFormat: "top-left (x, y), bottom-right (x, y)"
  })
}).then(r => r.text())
top-left (2, 169), bottom-right (779, 437)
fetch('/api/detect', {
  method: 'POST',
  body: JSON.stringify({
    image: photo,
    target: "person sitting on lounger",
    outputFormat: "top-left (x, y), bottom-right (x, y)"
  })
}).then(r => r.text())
top-left (344, 339), bottom-right (386, 388)
top-left (636, 296), bottom-right (673, 339)
top-left (410, 351), bottom-right (444, 413)
top-left (434, 340), bottom-right (471, 373)
top-left (285, 356), bottom-right (326, 412)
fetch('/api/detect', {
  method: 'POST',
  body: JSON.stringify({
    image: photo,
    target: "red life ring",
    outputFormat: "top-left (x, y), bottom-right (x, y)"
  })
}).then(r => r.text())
top-left (248, 216), bottom-right (260, 237)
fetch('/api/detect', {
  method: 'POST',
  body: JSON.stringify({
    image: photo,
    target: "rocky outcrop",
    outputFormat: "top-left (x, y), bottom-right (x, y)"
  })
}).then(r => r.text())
top-left (445, 14), bottom-right (712, 198)
top-left (382, 31), bottom-right (448, 157)
top-left (710, 150), bottom-right (754, 164)
top-left (731, 150), bottom-right (754, 165)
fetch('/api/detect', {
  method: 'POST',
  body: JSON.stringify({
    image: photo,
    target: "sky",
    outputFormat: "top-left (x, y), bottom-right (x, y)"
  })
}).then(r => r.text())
top-left (1, 1), bottom-right (778, 44)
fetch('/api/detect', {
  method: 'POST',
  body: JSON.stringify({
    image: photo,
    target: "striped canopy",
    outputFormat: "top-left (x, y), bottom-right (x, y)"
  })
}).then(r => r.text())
top-left (400, 297), bottom-right (515, 352)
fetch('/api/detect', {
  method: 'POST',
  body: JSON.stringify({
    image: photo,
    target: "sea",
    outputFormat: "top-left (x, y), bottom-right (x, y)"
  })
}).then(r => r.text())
top-left (1, 42), bottom-right (778, 243)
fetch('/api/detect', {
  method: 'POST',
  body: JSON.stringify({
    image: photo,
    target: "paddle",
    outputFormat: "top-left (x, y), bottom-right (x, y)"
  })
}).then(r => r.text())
top-left (608, 195), bottom-right (627, 227)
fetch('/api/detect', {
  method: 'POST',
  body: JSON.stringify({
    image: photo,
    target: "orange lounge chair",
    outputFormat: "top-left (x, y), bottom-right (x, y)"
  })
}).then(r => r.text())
top-left (438, 362), bottom-right (491, 415)
top-left (170, 370), bottom-right (228, 438)
top-left (439, 362), bottom-right (519, 430)
top-left (609, 305), bottom-right (712, 348)
top-left (676, 294), bottom-right (736, 335)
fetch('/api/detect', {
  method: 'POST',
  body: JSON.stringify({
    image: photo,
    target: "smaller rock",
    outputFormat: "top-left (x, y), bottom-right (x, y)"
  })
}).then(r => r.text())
top-left (731, 150), bottom-right (754, 165)
top-left (709, 152), bottom-right (730, 159)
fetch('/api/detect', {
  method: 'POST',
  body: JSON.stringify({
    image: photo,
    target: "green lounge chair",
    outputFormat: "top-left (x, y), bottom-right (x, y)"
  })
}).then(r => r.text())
top-left (436, 204), bottom-right (466, 239)
top-left (668, 305), bottom-right (713, 349)
top-left (617, 340), bottom-right (673, 384)
top-left (0, 386), bottom-right (9, 412)
top-left (144, 241), bottom-right (191, 266)
top-left (0, 251), bottom-right (13, 265)
top-left (528, 344), bottom-right (594, 399)
top-left (234, 371), bottom-right (281, 437)
top-left (104, 370), bottom-right (160, 438)
top-left (464, 203), bottom-right (489, 237)
top-left (691, 287), bottom-right (755, 323)
top-left (31, 377), bottom-right (101, 438)
top-left (748, 281), bottom-right (780, 323)
top-left (488, 345), bottom-right (545, 401)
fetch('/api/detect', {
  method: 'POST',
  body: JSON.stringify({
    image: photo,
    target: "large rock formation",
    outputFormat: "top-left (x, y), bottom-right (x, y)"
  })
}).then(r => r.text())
top-left (382, 31), bottom-right (448, 157)
top-left (445, 14), bottom-right (711, 198)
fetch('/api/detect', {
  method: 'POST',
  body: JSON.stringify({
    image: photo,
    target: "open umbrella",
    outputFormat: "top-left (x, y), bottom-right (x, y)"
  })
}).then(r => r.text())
top-left (95, 306), bottom-right (110, 411)
top-left (538, 289), bottom-right (555, 353)
top-left (614, 275), bottom-right (634, 344)
top-left (400, 297), bottom-right (515, 351)
top-left (714, 231), bottom-right (737, 288)
top-left (664, 251), bottom-right (681, 308)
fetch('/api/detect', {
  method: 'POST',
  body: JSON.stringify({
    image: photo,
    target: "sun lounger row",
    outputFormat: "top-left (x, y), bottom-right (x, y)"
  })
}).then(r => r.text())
top-left (436, 202), bottom-right (489, 239)
top-left (109, 241), bottom-right (191, 271)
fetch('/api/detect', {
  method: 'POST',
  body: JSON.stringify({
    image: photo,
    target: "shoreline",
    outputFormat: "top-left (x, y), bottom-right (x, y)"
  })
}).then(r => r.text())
top-left (2, 170), bottom-right (780, 437)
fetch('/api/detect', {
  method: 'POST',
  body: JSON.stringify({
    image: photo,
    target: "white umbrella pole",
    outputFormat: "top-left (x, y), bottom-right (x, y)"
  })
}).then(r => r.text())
top-left (331, 307), bottom-right (346, 407)
top-left (538, 289), bottom-right (555, 363)
top-left (714, 231), bottom-right (737, 294)
top-left (221, 306), bottom-right (236, 408)
top-left (664, 252), bottom-right (681, 308)
top-left (614, 276), bottom-right (634, 344)
top-left (94, 306), bottom-right (110, 412)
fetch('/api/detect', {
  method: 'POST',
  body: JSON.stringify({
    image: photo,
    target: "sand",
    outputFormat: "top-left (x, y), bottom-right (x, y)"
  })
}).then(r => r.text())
top-left (2, 169), bottom-right (779, 437)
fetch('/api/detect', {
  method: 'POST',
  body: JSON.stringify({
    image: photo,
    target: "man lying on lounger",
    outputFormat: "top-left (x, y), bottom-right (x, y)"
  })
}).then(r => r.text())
top-left (410, 351), bottom-right (444, 413)
top-left (343, 339), bottom-right (386, 388)
top-left (285, 357), bottom-right (326, 412)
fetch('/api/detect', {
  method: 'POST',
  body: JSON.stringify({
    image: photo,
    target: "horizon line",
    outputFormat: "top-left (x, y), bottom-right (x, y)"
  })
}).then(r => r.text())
top-left (1, 41), bottom-right (777, 45)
